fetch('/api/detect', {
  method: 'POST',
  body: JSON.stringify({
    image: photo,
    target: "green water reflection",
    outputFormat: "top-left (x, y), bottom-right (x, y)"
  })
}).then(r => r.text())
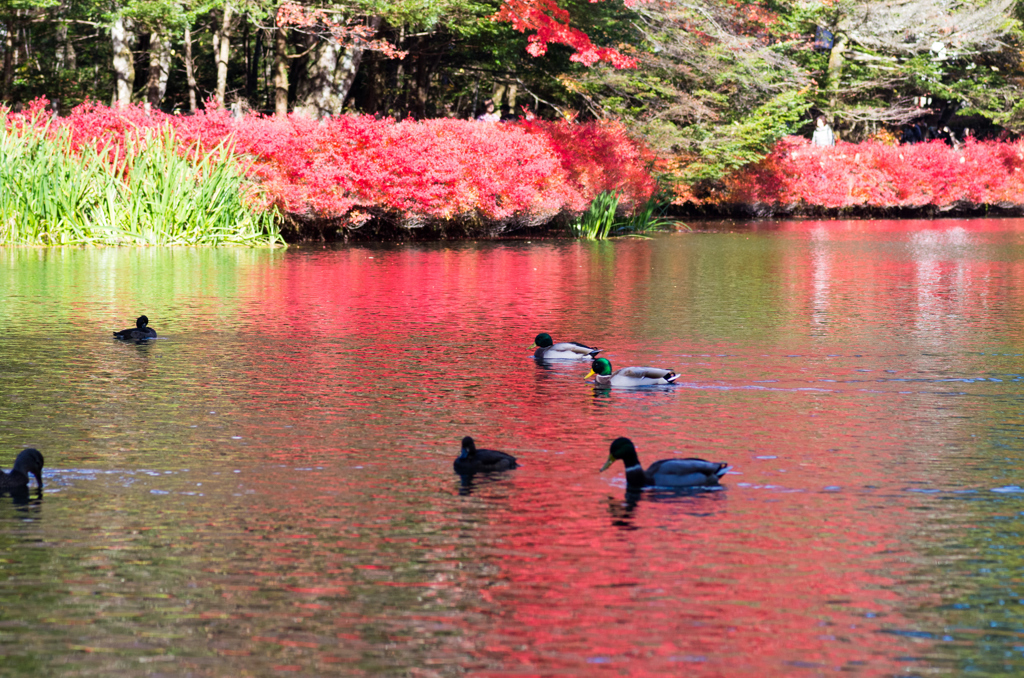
top-left (3, 223), bottom-right (1024, 675)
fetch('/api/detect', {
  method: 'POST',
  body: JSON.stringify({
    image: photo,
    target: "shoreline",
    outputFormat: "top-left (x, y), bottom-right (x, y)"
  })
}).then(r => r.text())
top-left (668, 201), bottom-right (1024, 224)
top-left (280, 202), bottom-right (1024, 243)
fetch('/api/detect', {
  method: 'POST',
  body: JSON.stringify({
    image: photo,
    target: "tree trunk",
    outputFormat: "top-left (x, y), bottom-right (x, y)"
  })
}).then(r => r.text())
top-left (147, 29), bottom-right (171, 107)
top-left (362, 55), bottom-right (379, 113)
top-left (184, 24), bottom-right (197, 112)
top-left (18, 23), bottom-right (32, 75)
top-left (392, 24), bottom-right (405, 115)
top-left (246, 24), bottom-right (261, 100)
top-left (827, 33), bottom-right (847, 107)
top-left (111, 15), bottom-right (135, 106)
top-left (2, 20), bottom-right (14, 99)
top-left (413, 43), bottom-right (430, 118)
top-left (273, 25), bottom-right (288, 116)
top-left (213, 4), bottom-right (233, 104)
top-left (294, 36), bottom-right (339, 117)
top-left (54, 3), bottom-right (76, 73)
top-left (294, 16), bottom-right (380, 118)
top-left (336, 16), bottom-right (380, 111)
top-left (491, 82), bottom-right (506, 115)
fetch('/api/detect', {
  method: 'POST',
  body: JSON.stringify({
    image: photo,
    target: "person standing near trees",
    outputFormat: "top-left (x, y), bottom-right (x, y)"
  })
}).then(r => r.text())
top-left (812, 116), bottom-right (835, 147)
top-left (477, 99), bottom-right (500, 122)
top-left (940, 125), bottom-right (961, 150)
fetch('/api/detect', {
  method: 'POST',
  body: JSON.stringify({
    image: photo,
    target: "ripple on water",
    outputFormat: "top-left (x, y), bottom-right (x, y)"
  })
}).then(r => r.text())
top-left (3, 227), bottom-right (1024, 674)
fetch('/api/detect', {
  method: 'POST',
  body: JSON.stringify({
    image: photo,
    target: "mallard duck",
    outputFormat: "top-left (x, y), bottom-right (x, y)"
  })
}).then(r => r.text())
top-left (453, 436), bottom-right (518, 474)
top-left (600, 437), bottom-right (727, 489)
top-left (532, 333), bottom-right (601, 361)
top-left (585, 357), bottom-right (678, 386)
top-left (113, 315), bottom-right (157, 340)
top-left (0, 448), bottom-right (44, 491)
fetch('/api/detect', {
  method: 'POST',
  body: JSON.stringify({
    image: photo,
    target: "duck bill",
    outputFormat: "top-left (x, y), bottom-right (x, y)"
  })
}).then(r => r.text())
top-left (584, 369), bottom-right (595, 380)
top-left (599, 455), bottom-right (614, 472)
top-left (530, 343), bottom-right (538, 349)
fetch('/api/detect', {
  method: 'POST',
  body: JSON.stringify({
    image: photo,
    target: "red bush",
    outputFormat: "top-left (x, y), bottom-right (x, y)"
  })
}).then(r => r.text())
top-left (4, 99), bottom-right (658, 229)
top-left (684, 136), bottom-right (1024, 211)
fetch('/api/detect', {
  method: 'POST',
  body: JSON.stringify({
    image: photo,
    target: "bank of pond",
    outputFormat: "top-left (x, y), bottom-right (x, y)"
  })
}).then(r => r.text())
top-left (3, 100), bottom-right (1023, 245)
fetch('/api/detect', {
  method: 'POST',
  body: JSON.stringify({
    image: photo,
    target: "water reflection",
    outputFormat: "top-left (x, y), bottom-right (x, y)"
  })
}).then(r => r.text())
top-left (605, 487), bottom-right (727, 530)
top-left (2, 486), bottom-right (42, 508)
top-left (4, 221), bottom-right (1024, 674)
top-left (456, 471), bottom-right (516, 496)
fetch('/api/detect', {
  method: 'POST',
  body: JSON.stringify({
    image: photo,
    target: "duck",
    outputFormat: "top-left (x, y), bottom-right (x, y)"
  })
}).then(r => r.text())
top-left (532, 333), bottom-right (601, 361)
top-left (0, 448), bottom-right (44, 491)
top-left (453, 436), bottom-right (518, 474)
top-left (113, 315), bottom-right (157, 340)
top-left (585, 357), bottom-right (679, 386)
top-left (600, 437), bottom-right (727, 489)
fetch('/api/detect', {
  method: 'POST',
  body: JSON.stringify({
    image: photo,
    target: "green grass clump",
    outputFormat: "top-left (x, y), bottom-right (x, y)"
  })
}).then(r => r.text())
top-left (0, 117), bottom-right (281, 246)
top-left (568, 190), bottom-right (673, 240)
top-left (568, 190), bottom-right (619, 240)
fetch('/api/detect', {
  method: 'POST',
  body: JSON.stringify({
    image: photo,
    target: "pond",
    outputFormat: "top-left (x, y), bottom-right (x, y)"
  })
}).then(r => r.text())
top-left (3, 219), bottom-right (1024, 676)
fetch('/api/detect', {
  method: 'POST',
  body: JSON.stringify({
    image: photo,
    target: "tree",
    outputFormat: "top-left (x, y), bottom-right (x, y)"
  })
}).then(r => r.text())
top-left (570, 0), bottom-right (811, 183)
top-left (276, 3), bottom-right (403, 117)
top-left (1, 0), bottom-right (61, 101)
top-left (495, 0), bottom-right (638, 68)
top-left (557, 0), bottom-right (1024, 184)
top-left (110, 12), bottom-right (134, 104)
top-left (106, 0), bottom-right (189, 106)
top-left (803, 0), bottom-right (1024, 135)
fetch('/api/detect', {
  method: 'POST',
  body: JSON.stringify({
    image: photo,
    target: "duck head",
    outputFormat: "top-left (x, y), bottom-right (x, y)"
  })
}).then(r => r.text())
top-left (459, 436), bottom-right (477, 460)
top-left (13, 448), bottom-right (44, 488)
top-left (600, 437), bottom-right (639, 472)
top-left (585, 357), bottom-right (613, 380)
top-left (532, 333), bottom-right (553, 349)
top-left (136, 315), bottom-right (150, 329)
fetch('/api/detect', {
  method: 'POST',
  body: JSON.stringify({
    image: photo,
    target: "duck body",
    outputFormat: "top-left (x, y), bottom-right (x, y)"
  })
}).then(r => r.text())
top-left (0, 448), bottom-right (44, 491)
top-left (532, 333), bottom-right (601, 361)
top-left (601, 438), bottom-right (726, 489)
top-left (454, 436), bottom-right (518, 474)
top-left (586, 358), bottom-right (678, 386)
top-left (114, 315), bottom-right (157, 340)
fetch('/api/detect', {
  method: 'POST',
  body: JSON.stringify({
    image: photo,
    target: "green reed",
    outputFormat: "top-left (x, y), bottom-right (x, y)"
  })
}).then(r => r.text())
top-left (568, 190), bottom-right (673, 240)
top-left (568, 190), bottom-right (620, 240)
top-left (0, 117), bottom-right (281, 246)
top-left (617, 193), bottom-right (674, 235)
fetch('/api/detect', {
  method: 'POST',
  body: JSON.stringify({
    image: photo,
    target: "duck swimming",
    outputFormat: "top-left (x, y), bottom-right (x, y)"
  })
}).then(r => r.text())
top-left (585, 357), bottom-right (678, 386)
top-left (453, 436), bottom-right (518, 474)
top-left (0, 448), bottom-right (44, 491)
top-left (113, 315), bottom-right (157, 340)
top-left (600, 437), bottom-right (727, 489)
top-left (532, 333), bottom-right (601, 361)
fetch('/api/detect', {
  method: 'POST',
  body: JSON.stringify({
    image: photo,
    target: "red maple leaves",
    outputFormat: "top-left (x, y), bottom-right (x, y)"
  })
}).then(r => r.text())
top-left (496, 0), bottom-right (640, 68)
top-left (276, 4), bottom-right (407, 59)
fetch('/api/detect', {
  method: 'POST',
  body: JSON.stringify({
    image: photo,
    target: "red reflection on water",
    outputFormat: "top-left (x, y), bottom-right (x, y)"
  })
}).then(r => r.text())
top-left (214, 226), bottom-right (1024, 674)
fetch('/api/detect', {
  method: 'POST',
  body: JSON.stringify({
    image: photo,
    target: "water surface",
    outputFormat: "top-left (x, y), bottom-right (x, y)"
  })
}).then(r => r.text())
top-left (4, 220), bottom-right (1024, 676)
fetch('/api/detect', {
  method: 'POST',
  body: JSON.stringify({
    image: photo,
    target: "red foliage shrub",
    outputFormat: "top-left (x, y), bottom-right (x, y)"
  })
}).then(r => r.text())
top-left (3, 99), bottom-right (658, 231)
top-left (522, 119), bottom-right (658, 208)
top-left (684, 136), bottom-right (1024, 212)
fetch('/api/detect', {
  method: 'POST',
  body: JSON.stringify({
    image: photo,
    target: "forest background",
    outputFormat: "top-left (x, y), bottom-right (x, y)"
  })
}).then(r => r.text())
top-left (2, 0), bottom-right (1024, 243)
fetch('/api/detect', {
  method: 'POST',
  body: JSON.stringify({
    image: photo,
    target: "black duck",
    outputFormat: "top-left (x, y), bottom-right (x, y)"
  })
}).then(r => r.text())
top-left (113, 315), bottom-right (157, 340)
top-left (0, 448), bottom-right (44, 491)
top-left (454, 436), bottom-right (518, 474)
